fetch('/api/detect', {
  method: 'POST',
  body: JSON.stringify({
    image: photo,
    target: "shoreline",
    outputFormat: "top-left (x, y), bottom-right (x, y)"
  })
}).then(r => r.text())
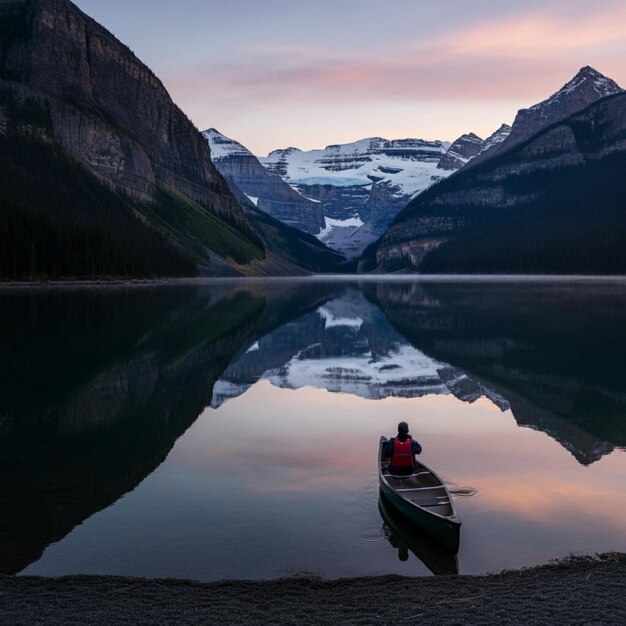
top-left (2, 273), bottom-right (626, 289)
top-left (2, 553), bottom-right (625, 625)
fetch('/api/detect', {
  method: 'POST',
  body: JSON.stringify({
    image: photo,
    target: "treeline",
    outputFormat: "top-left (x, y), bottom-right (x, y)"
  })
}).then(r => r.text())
top-left (420, 153), bottom-right (626, 274)
top-left (0, 130), bottom-right (196, 280)
top-left (0, 89), bottom-right (53, 131)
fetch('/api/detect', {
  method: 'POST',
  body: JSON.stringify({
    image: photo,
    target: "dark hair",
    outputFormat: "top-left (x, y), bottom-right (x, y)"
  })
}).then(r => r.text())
top-left (397, 421), bottom-right (409, 441)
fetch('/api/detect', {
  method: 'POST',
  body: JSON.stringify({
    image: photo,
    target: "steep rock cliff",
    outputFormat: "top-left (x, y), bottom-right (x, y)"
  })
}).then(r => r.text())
top-left (0, 0), bottom-right (260, 263)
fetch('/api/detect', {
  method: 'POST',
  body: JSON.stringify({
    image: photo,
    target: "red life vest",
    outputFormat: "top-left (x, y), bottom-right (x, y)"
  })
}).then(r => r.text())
top-left (392, 438), bottom-right (414, 467)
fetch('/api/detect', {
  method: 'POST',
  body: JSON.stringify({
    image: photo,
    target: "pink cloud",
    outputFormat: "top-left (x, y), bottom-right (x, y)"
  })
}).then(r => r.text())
top-left (425, 6), bottom-right (626, 59)
top-left (164, 3), bottom-right (626, 109)
top-left (165, 57), bottom-right (620, 108)
top-left (159, 2), bottom-right (626, 152)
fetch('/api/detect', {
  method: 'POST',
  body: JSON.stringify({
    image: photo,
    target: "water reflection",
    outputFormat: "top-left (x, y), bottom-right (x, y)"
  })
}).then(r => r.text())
top-left (379, 494), bottom-right (458, 576)
top-left (366, 280), bottom-right (626, 465)
top-left (214, 280), bottom-right (626, 466)
top-left (0, 281), bottom-right (339, 574)
top-left (213, 287), bottom-right (508, 408)
top-left (2, 277), bottom-right (626, 579)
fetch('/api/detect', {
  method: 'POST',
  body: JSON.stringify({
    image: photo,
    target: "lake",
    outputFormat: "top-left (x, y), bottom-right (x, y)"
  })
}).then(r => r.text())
top-left (2, 277), bottom-right (626, 580)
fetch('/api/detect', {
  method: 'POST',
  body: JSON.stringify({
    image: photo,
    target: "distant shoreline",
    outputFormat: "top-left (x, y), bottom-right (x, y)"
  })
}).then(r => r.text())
top-left (2, 554), bottom-right (625, 625)
top-left (2, 273), bottom-right (626, 289)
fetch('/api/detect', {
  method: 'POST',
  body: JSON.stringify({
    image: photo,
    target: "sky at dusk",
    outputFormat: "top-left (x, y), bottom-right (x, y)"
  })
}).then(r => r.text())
top-left (73, 0), bottom-right (626, 155)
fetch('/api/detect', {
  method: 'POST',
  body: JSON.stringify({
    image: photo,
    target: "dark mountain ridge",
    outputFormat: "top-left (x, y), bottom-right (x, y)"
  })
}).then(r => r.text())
top-left (366, 68), bottom-right (626, 274)
top-left (223, 180), bottom-right (351, 274)
top-left (474, 66), bottom-right (622, 164)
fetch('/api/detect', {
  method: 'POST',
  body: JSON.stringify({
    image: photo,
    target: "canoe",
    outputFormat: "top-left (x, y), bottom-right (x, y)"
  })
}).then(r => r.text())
top-left (378, 493), bottom-right (459, 575)
top-left (378, 436), bottom-right (461, 553)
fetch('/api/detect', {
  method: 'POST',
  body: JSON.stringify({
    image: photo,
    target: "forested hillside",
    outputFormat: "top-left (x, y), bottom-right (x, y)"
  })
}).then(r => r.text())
top-left (420, 153), bottom-right (626, 274)
top-left (0, 98), bottom-right (197, 279)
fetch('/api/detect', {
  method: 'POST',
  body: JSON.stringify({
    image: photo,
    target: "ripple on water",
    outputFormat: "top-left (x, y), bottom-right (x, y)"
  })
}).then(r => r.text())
top-left (354, 528), bottom-right (386, 544)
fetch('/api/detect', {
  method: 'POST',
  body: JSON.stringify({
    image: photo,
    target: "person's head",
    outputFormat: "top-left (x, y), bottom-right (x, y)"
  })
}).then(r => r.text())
top-left (397, 421), bottom-right (409, 440)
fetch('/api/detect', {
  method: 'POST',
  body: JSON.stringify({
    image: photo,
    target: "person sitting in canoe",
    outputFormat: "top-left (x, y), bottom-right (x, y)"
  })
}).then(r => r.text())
top-left (385, 421), bottom-right (422, 476)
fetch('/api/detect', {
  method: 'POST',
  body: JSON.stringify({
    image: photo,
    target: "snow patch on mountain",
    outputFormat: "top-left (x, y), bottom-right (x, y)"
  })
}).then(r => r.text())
top-left (203, 128), bottom-right (250, 161)
top-left (318, 216), bottom-right (364, 241)
top-left (318, 306), bottom-right (363, 330)
top-left (261, 137), bottom-right (451, 198)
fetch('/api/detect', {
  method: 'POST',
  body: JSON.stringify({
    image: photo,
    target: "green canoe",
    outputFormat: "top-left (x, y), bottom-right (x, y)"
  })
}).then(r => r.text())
top-left (379, 436), bottom-right (461, 554)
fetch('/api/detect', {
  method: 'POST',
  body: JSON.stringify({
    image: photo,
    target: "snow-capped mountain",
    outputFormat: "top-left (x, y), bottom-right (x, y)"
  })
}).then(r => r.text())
top-left (204, 128), bottom-right (253, 161)
top-left (261, 137), bottom-right (449, 195)
top-left (210, 289), bottom-right (509, 408)
top-left (260, 137), bottom-right (453, 257)
top-left (203, 128), bottom-right (325, 234)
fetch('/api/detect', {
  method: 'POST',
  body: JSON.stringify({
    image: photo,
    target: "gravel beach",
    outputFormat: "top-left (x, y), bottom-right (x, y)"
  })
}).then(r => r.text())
top-left (1, 554), bottom-right (625, 625)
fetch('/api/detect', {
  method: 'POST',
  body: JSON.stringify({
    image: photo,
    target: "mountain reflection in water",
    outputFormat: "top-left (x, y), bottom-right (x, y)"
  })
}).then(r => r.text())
top-left (212, 288), bottom-right (508, 409)
top-left (214, 281), bottom-right (626, 465)
top-left (2, 278), bottom-right (626, 579)
top-left (367, 280), bottom-right (626, 465)
top-left (0, 280), bottom-right (338, 575)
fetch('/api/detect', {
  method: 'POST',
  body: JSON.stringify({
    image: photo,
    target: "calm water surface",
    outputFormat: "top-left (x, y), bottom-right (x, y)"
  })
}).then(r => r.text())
top-left (2, 277), bottom-right (626, 580)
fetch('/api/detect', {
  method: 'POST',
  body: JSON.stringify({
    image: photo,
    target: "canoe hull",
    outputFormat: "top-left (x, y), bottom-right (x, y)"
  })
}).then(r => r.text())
top-left (379, 479), bottom-right (461, 553)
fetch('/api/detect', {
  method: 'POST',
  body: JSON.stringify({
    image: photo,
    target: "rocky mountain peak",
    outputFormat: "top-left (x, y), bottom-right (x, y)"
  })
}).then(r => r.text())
top-left (267, 147), bottom-right (302, 158)
top-left (478, 123), bottom-right (512, 157)
top-left (437, 132), bottom-right (484, 171)
top-left (488, 66), bottom-right (622, 158)
top-left (527, 66), bottom-right (622, 115)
